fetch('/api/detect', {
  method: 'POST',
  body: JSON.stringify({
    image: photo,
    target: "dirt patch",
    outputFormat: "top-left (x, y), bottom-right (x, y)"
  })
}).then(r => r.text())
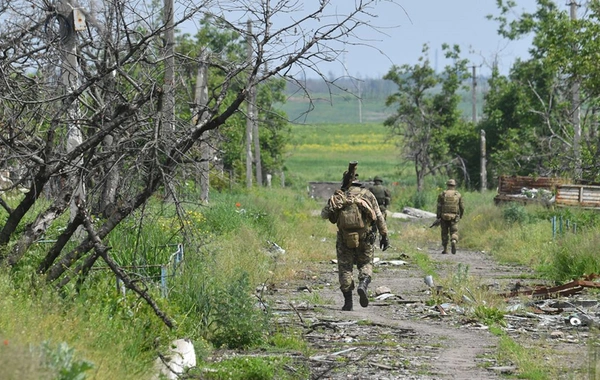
top-left (265, 240), bottom-right (594, 379)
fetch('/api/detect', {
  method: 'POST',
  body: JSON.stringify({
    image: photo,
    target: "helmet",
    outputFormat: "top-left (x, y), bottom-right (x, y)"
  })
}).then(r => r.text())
top-left (446, 179), bottom-right (456, 187)
top-left (374, 176), bottom-right (383, 183)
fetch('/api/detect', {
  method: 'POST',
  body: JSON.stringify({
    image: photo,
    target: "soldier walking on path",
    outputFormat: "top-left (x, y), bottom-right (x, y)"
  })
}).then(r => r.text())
top-left (436, 179), bottom-right (464, 254)
top-left (321, 162), bottom-right (389, 311)
top-left (368, 176), bottom-right (391, 220)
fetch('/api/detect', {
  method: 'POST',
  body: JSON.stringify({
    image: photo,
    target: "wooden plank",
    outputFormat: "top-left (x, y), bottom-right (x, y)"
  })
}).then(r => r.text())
top-left (497, 175), bottom-right (565, 195)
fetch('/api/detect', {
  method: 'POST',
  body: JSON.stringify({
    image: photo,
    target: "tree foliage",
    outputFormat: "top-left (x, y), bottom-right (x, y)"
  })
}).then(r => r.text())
top-left (383, 44), bottom-right (473, 190)
top-left (483, 0), bottom-right (600, 181)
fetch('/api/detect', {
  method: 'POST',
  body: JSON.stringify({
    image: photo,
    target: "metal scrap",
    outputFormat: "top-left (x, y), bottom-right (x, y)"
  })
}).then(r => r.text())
top-left (500, 274), bottom-right (600, 298)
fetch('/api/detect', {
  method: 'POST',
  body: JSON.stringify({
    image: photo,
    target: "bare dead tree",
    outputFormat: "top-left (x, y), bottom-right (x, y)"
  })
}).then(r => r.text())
top-left (0, 0), bottom-right (402, 326)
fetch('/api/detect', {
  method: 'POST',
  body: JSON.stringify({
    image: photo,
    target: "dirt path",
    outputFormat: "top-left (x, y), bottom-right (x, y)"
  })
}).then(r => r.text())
top-left (269, 239), bottom-right (589, 379)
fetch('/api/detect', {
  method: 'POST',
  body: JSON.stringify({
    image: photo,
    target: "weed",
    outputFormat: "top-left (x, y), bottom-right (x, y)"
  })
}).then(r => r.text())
top-left (39, 341), bottom-right (94, 380)
top-left (211, 272), bottom-right (268, 349)
top-left (473, 305), bottom-right (506, 327)
top-left (410, 251), bottom-right (437, 277)
top-left (196, 356), bottom-right (308, 380)
top-left (452, 263), bottom-right (470, 287)
top-left (268, 331), bottom-right (309, 353)
top-left (496, 333), bottom-right (558, 379)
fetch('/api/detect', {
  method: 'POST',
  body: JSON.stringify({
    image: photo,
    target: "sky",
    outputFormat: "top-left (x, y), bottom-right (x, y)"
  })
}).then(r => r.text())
top-left (179, 0), bottom-right (550, 79)
top-left (331, 0), bottom-right (541, 79)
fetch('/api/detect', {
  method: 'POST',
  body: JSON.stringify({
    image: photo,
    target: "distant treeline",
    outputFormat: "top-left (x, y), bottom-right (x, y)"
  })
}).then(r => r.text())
top-left (284, 77), bottom-right (396, 99)
top-left (279, 76), bottom-right (490, 124)
top-left (283, 75), bottom-right (491, 101)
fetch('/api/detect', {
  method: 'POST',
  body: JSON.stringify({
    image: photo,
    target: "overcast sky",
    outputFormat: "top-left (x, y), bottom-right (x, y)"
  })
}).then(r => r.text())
top-left (330, 0), bottom-right (541, 79)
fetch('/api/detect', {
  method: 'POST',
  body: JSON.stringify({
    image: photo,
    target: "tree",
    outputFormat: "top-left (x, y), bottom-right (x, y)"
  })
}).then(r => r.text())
top-left (485, 0), bottom-right (600, 181)
top-left (383, 44), bottom-right (471, 191)
top-left (0, 0), bottom-right (402, 326)
top-left (176, 16), bottom-right (289, 186)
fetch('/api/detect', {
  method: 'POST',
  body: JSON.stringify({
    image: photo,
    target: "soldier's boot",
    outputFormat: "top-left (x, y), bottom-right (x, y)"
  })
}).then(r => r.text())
top-left (341, 291), bottom-right (353, 311)
top-left (357, 276), bottom-right (371, 308)
top-left (441, 244), bottom-right (448, 254)
top-left (451, 239), bottom-right (457, 254)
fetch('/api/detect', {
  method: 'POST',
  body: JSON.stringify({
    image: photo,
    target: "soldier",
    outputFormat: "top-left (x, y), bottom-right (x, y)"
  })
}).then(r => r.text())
top-left (321, 163), bottom-right (389, 311)
top-left (368, 176), bottom-right (391, 220)
top-left (436, 179), bottom-right (465, 254)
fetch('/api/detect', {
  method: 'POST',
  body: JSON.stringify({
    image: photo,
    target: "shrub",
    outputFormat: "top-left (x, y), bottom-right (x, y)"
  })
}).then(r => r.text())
top-left (211, 272), bottom-right (267, 349)
top-left (40, 341), bottom-right (94, 380)
top-left (501, 203), bottom-right (528, 224)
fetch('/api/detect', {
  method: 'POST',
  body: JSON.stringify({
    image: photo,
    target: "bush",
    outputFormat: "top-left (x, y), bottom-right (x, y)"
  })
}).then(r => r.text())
top-left (501, 204), bottom-right (528, 224)
top-left (410, 190), bottom-right (430, 210)
top-left (40, 341), bottom-right (94, 380)
top-left (211, 272), bottom-right (267, 349)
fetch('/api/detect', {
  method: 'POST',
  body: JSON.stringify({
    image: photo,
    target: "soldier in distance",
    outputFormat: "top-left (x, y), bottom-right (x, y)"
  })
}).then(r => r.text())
top-left (436, 179), bottom-right (465, 254)
top-left (368, 176), bottom-right (391, 220)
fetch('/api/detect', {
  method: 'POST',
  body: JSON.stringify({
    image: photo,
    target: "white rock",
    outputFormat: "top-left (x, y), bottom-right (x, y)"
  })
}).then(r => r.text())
top-left (153, 338), bottom-right (196, 380)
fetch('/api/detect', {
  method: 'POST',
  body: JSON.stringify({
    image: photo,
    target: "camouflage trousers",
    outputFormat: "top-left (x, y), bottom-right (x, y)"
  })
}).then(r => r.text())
top-left (440, 219), bottom-right (459, 247)
top-left (380, 206), bottom-right (388, 221)
top-left (336, 230), bottom-right (375, 293)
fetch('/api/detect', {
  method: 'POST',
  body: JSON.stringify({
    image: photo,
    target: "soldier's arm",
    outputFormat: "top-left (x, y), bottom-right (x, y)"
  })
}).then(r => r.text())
top-left (459, 195), bottom-right (465, 217)
top-left (320, 201), bottom-right (337, 224)
top-left (436, 193), bottom-right (443, 219)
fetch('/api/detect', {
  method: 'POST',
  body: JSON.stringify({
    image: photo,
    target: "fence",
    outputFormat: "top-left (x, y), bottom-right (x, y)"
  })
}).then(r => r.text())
top-left (36, 239), bottom-right (184, 298)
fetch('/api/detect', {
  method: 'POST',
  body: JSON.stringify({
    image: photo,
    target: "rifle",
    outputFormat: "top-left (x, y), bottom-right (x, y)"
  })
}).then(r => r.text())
top-left (429, 218), bottom-right (441, 228)
top-left (340, 161), bottom-right (358, 191)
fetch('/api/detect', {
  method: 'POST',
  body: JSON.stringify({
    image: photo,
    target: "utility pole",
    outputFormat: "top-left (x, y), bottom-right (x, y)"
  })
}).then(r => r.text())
top-left (250, 24), bottom-right (262, 186)
top-left (193, 51), bottom-right (210, 203)
top-left (480, 130), bottom-right (487, 192)
top-left (357, 80), bottom-right (363, 124)
top-left (570, 1), bottom-right (582, 179)
top-left (473, 64), bottom-right (487, 192)
top-left (471, 65), bottom-right (477, 123)
top-left (57, 0), bottom-right (85, 221)
top-left (245, 20), bottom-right (254, 188)
top-left (163, 0), bottom-right (175, 132)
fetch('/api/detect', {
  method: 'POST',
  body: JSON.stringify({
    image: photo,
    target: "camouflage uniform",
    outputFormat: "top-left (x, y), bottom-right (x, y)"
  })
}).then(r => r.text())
top-left (436, 179), bottom-right (465, 254)
top-left (368, 176), bottom-right (391, 219)
top-left (321, 182), bottom-right (388, 310)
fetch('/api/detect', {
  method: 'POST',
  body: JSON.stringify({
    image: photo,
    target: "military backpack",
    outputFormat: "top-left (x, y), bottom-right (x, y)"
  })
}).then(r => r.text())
top-left (334, 188), bottom-right (376, 248)
top-left (441, 190), bottom-right (460, 220)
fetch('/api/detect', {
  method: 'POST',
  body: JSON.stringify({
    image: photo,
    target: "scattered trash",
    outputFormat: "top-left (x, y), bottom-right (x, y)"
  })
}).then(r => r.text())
top-left (424, 275), bottom-right (434, 288)
top-left (566, 315), bottom-right (582, 326)
top-left (500, 274), bottom-right (600, 298)
top-left (374, 286), bottom-right (392, 296)
top-left (267, 240), bottom-right (286, 255)
top-left (376, 260), bottom-right (407, 266)
top-left (297, 285), bottom-right (312, 293)
top-left (374, 293), bottom-right (396, 301)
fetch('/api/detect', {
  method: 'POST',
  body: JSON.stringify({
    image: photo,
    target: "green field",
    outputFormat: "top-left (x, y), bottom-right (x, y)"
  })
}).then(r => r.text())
top-left (279, 90), bottom-right (485, 125)
top-left (285, 123), bottom-right (403, 184)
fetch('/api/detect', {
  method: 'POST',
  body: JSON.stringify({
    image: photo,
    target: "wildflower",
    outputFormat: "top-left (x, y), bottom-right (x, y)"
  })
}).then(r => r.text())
top-left (235, 202), bottom-right (241, 208)
top-left (3, 340), bottom-right (8, 346)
